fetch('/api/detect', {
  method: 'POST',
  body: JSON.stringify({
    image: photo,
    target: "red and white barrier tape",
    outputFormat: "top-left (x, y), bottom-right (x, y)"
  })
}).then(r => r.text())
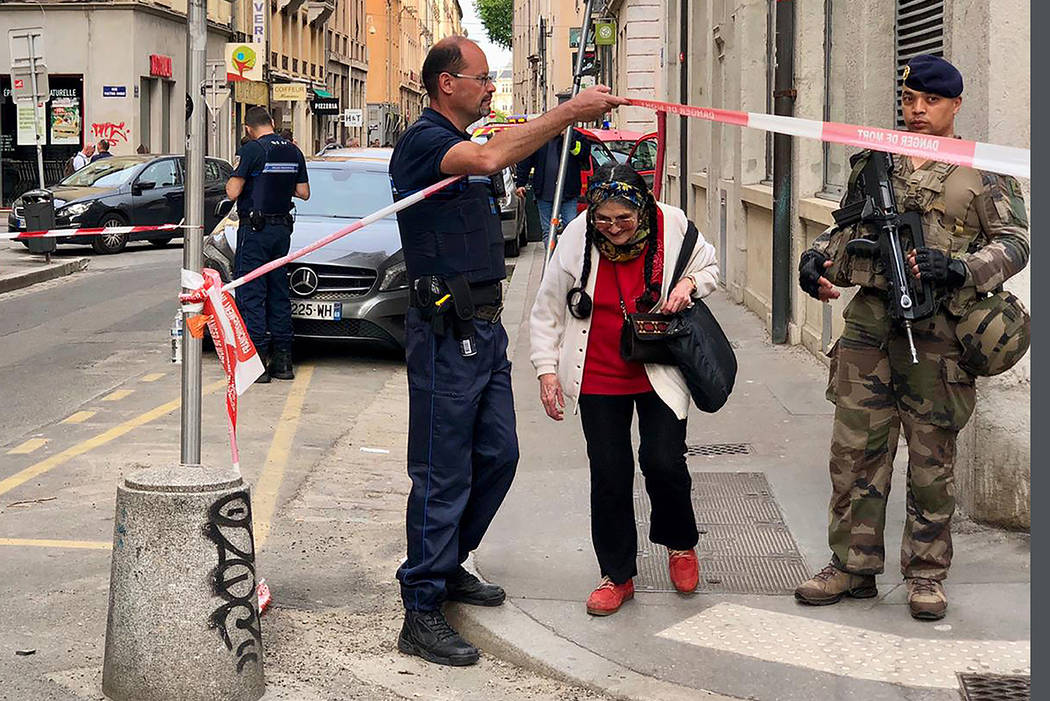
top-left (627, 98), bottom-right (1030, 179)
top-left (2, 223), bottom-right (188, 240)
top-left (180, 174), bottom-right (464, 471)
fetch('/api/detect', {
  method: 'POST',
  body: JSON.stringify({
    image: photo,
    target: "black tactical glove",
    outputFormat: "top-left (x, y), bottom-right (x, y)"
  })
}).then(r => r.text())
top-left (798, 250), bottom-right (830, 299)
top-left (915, 248), bottom-right (967, 288)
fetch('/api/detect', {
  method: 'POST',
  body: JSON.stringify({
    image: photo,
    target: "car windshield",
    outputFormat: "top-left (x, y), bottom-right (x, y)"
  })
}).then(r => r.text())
top-left (590, 141), bottom-right (615, 167)
top-left (60, 157), bottom-right (142, 188)
top-left (603, 140), bottom-right (638, 157)
top-left (295, 165), bottom-right (395, 218)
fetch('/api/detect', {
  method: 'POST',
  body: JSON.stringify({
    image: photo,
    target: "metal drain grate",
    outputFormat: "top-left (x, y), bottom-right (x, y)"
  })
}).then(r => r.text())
top-left (686, 443), bottom-right (753, 457)
top-left (958, 674), bottom-right (1030, 701)
top-left (634, 472), bottom-right (809, 594)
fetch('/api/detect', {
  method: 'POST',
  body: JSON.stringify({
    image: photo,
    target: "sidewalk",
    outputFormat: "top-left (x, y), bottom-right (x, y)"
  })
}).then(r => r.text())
top-left (0, 240), bottom-right (89, 294)
top-left (454, 244), bottom-right (1030, 701)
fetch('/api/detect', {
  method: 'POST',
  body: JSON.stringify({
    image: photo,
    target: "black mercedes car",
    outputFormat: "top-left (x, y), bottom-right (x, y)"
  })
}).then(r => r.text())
top-left (7, 155), bottom-right (232, 254)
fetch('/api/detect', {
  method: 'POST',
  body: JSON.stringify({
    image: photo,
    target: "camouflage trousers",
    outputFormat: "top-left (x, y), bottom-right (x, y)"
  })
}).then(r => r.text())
top-left (825, 289), bottom-right (977, 581)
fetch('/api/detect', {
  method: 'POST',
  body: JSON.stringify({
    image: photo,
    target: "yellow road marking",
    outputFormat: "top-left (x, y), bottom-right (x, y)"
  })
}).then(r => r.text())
top-left (141, 373), bottom-right (166, 383)
top-left (102, 389), bottom-right (135, 402)
top-left (61, 410), bottom-right (97, 424)
top-left (0, 379), bottom-right (226, 498)
top-left (253, 365), bottom-right (314, 549)
top-left (0, 538), bottom-right (111, 550)
top-left (7, 438), bottom-right (47, 455)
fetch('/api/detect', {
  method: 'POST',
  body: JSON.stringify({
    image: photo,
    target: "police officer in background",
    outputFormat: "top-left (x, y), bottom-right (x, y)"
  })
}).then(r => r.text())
top-left (794, 55), bottom-right (1029, 620)
top-left (389, 36), bottom-right (627, 666)
top-left (225, 106), bottom-right (310, 382)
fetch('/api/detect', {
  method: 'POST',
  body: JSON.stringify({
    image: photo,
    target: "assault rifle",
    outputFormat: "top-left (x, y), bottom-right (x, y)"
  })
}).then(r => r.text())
top-left (832, 150), bottom-right (935, 364)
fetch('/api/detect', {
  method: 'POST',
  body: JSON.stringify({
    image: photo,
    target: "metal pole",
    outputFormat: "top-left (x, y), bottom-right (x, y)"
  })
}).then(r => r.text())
top-left (27, 34), bottom-right (45, 189)
top-left (771, 0), bottom-right (795, 344)
top-left (653, 110), bottom-right (666, 200)
top-left (181, 0), bottom-right (207, 465)
top-left (545, 0), bottom-right (596, 264)
top-left (678, 0), bottom-right (688, 213)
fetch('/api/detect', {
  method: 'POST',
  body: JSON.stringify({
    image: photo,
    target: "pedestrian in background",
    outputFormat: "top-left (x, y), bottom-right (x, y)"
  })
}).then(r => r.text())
top-left (225, 106), bottom-right (310, 383)
top-left (794, 55), bottom-right (1030, 621)
top-left (388, 35), bottom-right (627, 666)
top-left (71, 143), bottom-right (94, 172)
top-left (530, 163), bottom-right (719, 616)
top-left (515, 108), bottom-right (590, 250)
top-left (90, 140), bottom-right (112, 162)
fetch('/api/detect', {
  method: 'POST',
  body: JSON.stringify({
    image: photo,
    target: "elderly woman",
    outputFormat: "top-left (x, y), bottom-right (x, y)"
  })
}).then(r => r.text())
top-left (530, 163), bottom-right (719, 616)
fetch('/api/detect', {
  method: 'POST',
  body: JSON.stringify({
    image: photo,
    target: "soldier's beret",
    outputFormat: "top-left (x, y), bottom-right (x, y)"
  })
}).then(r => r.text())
top-left (903, 55), bottom-right (963, 98)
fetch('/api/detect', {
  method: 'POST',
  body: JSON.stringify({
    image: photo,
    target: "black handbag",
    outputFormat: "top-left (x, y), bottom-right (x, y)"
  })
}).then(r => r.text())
top-left (614, 264), bottom-right (678, 365)
top-left (663, 223), bottom-right (737, 413)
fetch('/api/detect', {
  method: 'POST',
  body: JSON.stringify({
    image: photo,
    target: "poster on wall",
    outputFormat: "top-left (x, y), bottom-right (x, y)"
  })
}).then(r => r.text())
top-left (50, 98), bottom-right (81, 145)
top-left (16, 102), bottom-right (46, 145)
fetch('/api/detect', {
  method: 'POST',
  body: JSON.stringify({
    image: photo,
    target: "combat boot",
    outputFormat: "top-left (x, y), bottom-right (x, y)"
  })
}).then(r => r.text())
top-left (794, 562), bottom-right (877, 605)
top-left (268, 348), bottom-right (294, 380)
top-left (446, 567), bottom-right (506, 606)
top-left (397, 609), bottom-right (479, 666)
top-left (906, 577), bottom-right (947, 620)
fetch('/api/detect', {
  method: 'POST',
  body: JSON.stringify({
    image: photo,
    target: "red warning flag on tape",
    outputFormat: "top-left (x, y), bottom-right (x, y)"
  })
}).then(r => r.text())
top-left (181, 268), bottom-right (264, 471)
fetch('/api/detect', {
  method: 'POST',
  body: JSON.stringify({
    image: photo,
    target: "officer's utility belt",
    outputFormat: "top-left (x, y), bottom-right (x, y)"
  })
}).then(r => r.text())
top-left (248, 211), bottom-right (294, 231)
top-left (410, 276), bottom-right (503, 356)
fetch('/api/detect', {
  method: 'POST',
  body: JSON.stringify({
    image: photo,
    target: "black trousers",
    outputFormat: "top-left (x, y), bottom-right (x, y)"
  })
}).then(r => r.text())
top-left (578, 392), bottom-right (698, 584)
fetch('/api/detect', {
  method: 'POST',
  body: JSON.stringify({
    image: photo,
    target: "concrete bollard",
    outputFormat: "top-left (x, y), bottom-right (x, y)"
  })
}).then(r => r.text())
top-left (102, 465), bottom-right (265, 701)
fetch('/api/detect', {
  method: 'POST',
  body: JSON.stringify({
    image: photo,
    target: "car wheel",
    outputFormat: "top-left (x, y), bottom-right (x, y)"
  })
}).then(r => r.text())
top-left (91, 214), bottom-right (129, 254)
top-left (504, 232), bottom-right (521, 258)
top-left (149, 237), bottom-right (173, 248)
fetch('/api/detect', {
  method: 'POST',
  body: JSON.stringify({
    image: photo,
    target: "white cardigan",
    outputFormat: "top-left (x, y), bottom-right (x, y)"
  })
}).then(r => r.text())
top-left (529, 202), bottom-right (719, 420)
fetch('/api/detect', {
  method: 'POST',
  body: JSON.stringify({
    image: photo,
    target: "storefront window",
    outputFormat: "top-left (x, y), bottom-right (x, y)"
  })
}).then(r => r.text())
top-left (1, 75), bottom-right (85, 206)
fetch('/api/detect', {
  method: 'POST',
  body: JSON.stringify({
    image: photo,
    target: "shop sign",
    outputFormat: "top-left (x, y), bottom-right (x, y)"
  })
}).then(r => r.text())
top-left (233, 80), bottom-right (269, 105)
top-left (595, 21), bottom-right (617, 46)
top-left (150, 54), bottom-right (173, 78)
top-left (312, 99), bottom-right (340, 115)
top-left (103, 85), bottom-right (126, 98)
top-left (272, 83), bottom-right (308, 102)
top-left (343, 108), bottom-right (363, 127)
top-left (226, 43), bottom-right (265, 82)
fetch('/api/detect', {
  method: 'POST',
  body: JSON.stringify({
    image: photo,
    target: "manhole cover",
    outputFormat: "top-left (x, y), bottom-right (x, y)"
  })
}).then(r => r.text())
top-left (686, 443), bottom-right (752, 457)
top-left (634, 472), bottom-right (809, 594)
top-left (958, 673), bottom-right (1030, 701)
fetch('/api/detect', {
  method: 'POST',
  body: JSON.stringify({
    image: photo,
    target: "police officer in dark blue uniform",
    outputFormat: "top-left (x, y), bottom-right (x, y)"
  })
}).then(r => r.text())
top-left (226, 106), bottom-right (310, 382)
top-left (389, 36), bottom-right (627, 667)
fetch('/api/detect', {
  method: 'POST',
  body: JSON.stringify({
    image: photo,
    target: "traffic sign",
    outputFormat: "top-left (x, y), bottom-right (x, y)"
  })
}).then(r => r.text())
top-left (8, 27), bottom-right (48, 103)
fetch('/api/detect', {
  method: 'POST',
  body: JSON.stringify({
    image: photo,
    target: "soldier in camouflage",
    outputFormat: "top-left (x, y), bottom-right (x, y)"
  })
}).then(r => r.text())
top-left (793, 54), bottom-right (1029, 621)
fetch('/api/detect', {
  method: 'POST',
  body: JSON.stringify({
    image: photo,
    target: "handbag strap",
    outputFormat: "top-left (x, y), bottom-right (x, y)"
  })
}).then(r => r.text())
top-left (611, 262), bottom-right (630, 320)
top-left (670, 221), bottom-right (700, 286)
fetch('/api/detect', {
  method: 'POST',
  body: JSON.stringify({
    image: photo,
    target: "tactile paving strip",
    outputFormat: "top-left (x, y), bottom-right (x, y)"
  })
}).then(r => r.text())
top-left (958, 673), bottom-right (1030, 701)
top-left (634, 472), bottom-right (810, 594)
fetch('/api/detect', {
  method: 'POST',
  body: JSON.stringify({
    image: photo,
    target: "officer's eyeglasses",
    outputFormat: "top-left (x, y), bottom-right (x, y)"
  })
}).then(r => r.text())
top-left (447, 72), bottom-right (495, 86)
top-left (593, 214), bottom-right (638, 230)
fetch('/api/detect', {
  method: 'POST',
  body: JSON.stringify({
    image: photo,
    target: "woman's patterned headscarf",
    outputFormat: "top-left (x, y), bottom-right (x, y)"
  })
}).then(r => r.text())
top-left (586, 180), bottom-right (652, 262)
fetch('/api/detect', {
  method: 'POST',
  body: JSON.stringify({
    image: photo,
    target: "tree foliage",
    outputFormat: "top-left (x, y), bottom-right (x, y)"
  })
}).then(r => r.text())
top-left (474, 0), bottom-right (513, 50)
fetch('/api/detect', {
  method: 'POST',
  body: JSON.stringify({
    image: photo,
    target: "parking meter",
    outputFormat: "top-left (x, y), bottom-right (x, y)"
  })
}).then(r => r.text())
top-left (22, 189), bottom-right (57, 260)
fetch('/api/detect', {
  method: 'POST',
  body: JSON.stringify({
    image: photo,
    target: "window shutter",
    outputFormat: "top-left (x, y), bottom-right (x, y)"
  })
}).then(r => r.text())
top-left (895, 0), bottom-right (945, 127)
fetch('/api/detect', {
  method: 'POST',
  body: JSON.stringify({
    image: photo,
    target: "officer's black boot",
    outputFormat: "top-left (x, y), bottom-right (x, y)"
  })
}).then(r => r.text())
top-left (397, 609), bottom-right (479, 666)
top-left (255, 350), bottom-right (271, 384)
top-left (268, 347), bottom-right (294, 380)
top-left (446, 567), bottom-right (506, 606)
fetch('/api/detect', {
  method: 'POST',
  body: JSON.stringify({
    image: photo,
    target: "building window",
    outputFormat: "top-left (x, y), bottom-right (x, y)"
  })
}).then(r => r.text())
top-left (895, 0), bottom-right (944, 127)
top-left (821, 0), bottom-right (848, 199)
top-left (764, 0), bottom-right (774, 182)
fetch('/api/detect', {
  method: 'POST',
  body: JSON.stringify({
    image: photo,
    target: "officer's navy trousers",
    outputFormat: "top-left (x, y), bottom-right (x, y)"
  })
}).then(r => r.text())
top-left (397, 307), bottom-right (519, 611)
top-left (235, 220), bottom-right (293, 355)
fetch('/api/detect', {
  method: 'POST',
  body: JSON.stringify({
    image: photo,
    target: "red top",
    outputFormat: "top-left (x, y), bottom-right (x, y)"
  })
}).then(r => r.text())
top-left (580, 248), bottom-right (655, 395)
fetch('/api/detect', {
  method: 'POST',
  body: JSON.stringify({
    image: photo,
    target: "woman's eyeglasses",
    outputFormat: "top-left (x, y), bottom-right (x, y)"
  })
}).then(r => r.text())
top-left (593, 214), bottom-right (638, 230)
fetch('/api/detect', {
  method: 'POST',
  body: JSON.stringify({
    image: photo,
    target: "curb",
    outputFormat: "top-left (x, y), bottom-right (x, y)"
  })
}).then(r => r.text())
top-left (448, 561), bottom-right (739, 701)
top-left (0, 256), bottom-right (89, 294)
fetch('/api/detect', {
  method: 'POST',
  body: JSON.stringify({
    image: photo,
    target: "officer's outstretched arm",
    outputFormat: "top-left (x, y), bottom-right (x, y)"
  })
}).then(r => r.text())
top-left (226, 177), bottom-right (245, 201)
top-left (440, 86), bottom-right (629, 176)
top-left (294, 182), bottom-right (310, 201)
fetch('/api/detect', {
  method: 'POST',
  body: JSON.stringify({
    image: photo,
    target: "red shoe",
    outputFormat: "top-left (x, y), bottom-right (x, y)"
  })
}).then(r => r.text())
top-left (668, 548), bottom-right (699, 593)
top-left (586, 577), bottom-right (635, 616)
